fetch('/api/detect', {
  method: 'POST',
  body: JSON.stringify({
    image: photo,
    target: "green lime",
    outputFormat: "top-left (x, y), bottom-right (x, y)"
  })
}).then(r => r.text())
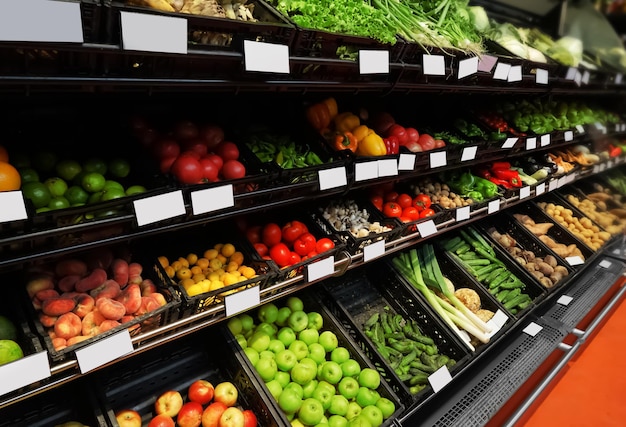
top-left (95, 208), bottom-right (120, 218)
top-left (0, 315), bottom-right (17, 341)
top-left (87, 191), bottom-right (104, 204)
top-left (0, 339), bottom-right (24, 366)
top-left (55, 159), bottom-right (82, 181)
top-left (33, 151), bottom-right (58, 173)
top-left (103, 180), bottom-right (124, 192)
top-left (19, 168), bottom-right (39, 184)
top-left (83, 158), bottom-right (107, 175)
top-left (108, 158), bottom-right (130, 178)
top-left (11, 153), bottom-right (30, 169)
top-left (22, 181), bottom-right (52, 209)
top-left (44, 177), bottom-right (68, 197)
top-left (81, 172), bottom-right (106, 193)
top-left (64, 185), bottom-right (89, 206)
top-left (36, 207), bottom-right (51, 213)
top-left (125, 185), bottom-right (147, 196)
top-left (100, 187), bottom-right (127, 202)
top-left (48, 196), bottom-right (71, 210)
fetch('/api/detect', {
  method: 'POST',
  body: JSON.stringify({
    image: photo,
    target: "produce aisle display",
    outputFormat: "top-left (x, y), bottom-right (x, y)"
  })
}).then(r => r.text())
top-left (1, 1), bottom-right (626, 426)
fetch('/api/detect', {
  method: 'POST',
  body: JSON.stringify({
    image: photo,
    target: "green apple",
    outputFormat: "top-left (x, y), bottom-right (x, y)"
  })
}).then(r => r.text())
top-left (318, 416), bottom-right (329, 427)
top-left (265, 379), bottom-right (283, 400)
top-left (302, 378), bottom-right (318, 399)
top-left (358, 368), bottom-right (380, 390)
top-left (235, 334), bottom-right (247, 349)
top-left (256, 321), bottom-right (278, 337)
top-left (256, 356), bottom-right (278, 382)
top-left (269, 339), bottom-right (286, 353)
top-left (345, 402), bottom-right (362, 421)
top-left (276, 306), bottom-right (292, 326)
top-left (347, 415), bottom-right (372, 427)
top-left (328, 394), bottom-right (349, 416)
top-left (275, 349), bottom-right (298, 372)
top-left (329, 415), bottom-right (348, 427)
top-left (340, 359), bottom-right (361, 378)
top-left (355, 387), bottom-right (379, 408)
top-left (258, 302), bottom-right (279, 324)
top-left (307, 311), bottom-right (324, 330)
top-left (227, 316), bottom-right (243, 335)
top-left (337, 377), bottom-right (359, 400)
top-left (275, 371), bottom-right (291, 389)
top-left (260, 350), bottom-right (275, 360)
top-left (288, 311), bottom-right (309, 332)
top-left (330, 347), bottom-right (350, 364)
top-left (360, 405), bottom-right (383, 427)
top-left (288, 340), bottom-right (309, 361)
top-left (291, 361), bottom-right (317, 385)
top-left (308, 343), bottom-right (326, 365)
top-left (375, 397), bottom-right (395, 419)
top-left (298, 328), bottom-right (320, 346)
top-left (320, 361), bottom-right (343, 385)
top-left (311, 385), bottom-right (333, 410)
top-left (299, 357), bottom-right (318, 372)
top-left (298, 398), bottom-right (324, 426)
top-left (284, 382), bottom-right (304, 399)
top-left (277, 327), bottom-right (297, 347)
top-left (243, 346), bottom-right (260, 366)
top-left (239, 313), bottom-right (254, 332)
top-left (247, 330), bottom-right (271, 352)
top-left (290, 418), bottom-right (303, 427)
top-left (286, 296), bottom-right (304, 312)
top-left (318, 331), bottom-right (339, 352)
top-left (278, 388), bottom-right (302, 414)
top-left (316, 380), bottom-right (336, 395)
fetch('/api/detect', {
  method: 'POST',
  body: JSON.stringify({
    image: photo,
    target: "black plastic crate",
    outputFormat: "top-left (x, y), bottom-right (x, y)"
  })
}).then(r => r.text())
top-left (554, 188), bottom-right (626, 235)
top-left (98, 327), bottom-right (283, 426)
top-left (320, 264), bottom-right (473, 407)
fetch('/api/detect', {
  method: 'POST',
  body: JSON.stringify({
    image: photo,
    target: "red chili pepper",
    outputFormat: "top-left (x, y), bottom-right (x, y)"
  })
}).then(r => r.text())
top-left (491, 161), bottom-right (511, 170)
top-left (489, 176), bottom-right (513, 189)
top-left (609, 144), bottom-right (622, 158)
top-left (476, 168), bottom-right (492, 179)
top-left (383, 136), bottom-right (399, 155)
top-left (492, 169), bottom-right (522, 187)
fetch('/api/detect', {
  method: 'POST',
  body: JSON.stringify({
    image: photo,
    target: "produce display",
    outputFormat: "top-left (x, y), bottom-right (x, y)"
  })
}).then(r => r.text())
top-left (513, 213), bottom-right (587, 260)
top-left (369, 185), bottom-right (435, 224)
top-left (442, 228), bottom-right (534, 314)
top-left (562, 193), bottom-right (626, 234)
top-left (603, 168), bottom-right (626, 194)
top-left (513, 154), bottom-right (559, 182)
top-left (0, 314), bottom-right (24, 366)
top-left (408, 177), bottom-right (474, 210)
top-left (441, 169), bottom-right (500, 203)
top-left (229, 296), bottom-right (397, 427)
top-left (320, 199), bottom-right (393, 238)
top-left (244, 131), bottom-right (325, 169)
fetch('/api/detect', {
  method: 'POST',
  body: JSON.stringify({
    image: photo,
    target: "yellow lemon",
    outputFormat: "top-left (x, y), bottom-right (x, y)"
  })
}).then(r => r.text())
top-left (221, 243), bottom-right (236, 258)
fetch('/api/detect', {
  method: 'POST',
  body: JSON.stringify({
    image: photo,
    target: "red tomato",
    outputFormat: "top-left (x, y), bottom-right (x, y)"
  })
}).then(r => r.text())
top-left (180, 150), bottom-right (201, 160)
top-left (396, 193), bottom-right (413, 209)
top-left (200, 124), bottom-right (224, 149)
top-left (221, 160), bottom-right (246, 180)
top-left (174, 120), bottom-right (199, 140)
top-left (417, 134), bottom-right (436, 151)
top-left (402, 206), bottom-right (420, 220)
top-left (205, 153), bottom-right (224, 171)
top-left (371, 195), bottom-right (383, 211)
top-left (270, 243), bottom-right (291, 267)
top-left (292, 220), bottom-right (309, 234)
top-left (289, 251), bottom-right (302, 265)
top-left (253, 242), bottom-right (268, 257)
top-left (406, 127), bottom-right (420, 144)
top-left (170, 155), bottom-right (203, 184)
top-left (153, 138), bottom-right (180, 160)
top-left (159, 156), bottom-right (177, 174)
top-left (383, 202), bottom-right (402, 218)
top-left (434, 139), bottom-right (446, 148)
top-left (262, 223), bottom-right (282, 247)
top-left (315, 238), bottom-right (335, 253)
top-left (387, 124), bottom-right (408, 145)
top-left (413, 194), bottom-right (432, 211)
top-left (399, 216), bottom-right (412, 223)
top-left (384, 191), bottom-right (399, 203)
top-left (419, 208), bottom-right (436, 218)
top-left (215, 141), bottom-right (240, 161)
top-left (282, 222), bottom-right (305, 244)
top-left (181, 138), bottom-right (208, 158)
top-left (199, 157), bottom-right (219, 182)
top-left (246, 225), bottom-right (262, 243)
top-left (293, 232), bottom-right (317, 256)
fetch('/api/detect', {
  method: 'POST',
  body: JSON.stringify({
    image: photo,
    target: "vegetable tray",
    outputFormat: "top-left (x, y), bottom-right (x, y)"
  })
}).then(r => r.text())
top-left (554, 187), bottom-right (626, 235)
top-left (320, 262), bottom-right (473, 407)
top-left (97, 327), bottom-right (282, 427)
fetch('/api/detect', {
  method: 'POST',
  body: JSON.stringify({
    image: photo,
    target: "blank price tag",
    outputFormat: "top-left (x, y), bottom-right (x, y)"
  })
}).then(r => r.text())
top-left (599, 259), bottom-right (613, 269)
top-left (523, 322), bottom-right (543, 337)
top-left (359, 50), bottom-right (389, 74)
top-left (244, 40), bottom-right (289, 73)
top-left (355, 162), bottom-right (379, 181)
top-left (488, 200), bottom-right (500, 214)
top-left (318, 167), bottom-right (348, 191)
top-left (582, 70), bottom-right (590, 84)
top-left (565, 67), bottom-right (577, 80)
top-left (461, 146), bottom-right (478, 162)
top-left (429, 151), bottom-right (447, 168)
top-left (398, 153), bottom-right (416, 171)
top-left (536, 69), bottom-right (549, 84)
top-left (535, 182), bottom-right (546, 195)
top-left (417, 220), bottom-right (437, 238)
top-left (428, 365), bottom-right (453, 393)
top-left (526, 138), bottom-right (537, 150)
top-left (121, 11), bottom-right (187, 54)
top-left (493, 63), bottom-right (511, 80)
top-left (76, 330), bottom-right (133, 373)
top-left (557, 176), bottom-right (567, 188)
top-left (540, 134), bottom-right (551, 147)
top-left (363, 240), bottom-right (386, 263)
top-left (0, 191), bottom-right (28, 222)
top-left (456, 206), bottom-right (470, 222)
top-left (564, 131), bottom-right (574, 141)
top-left (616, 73), bottom-right (623, 84)
top-left (225, 286), bottom-right (260, 317)
top-left (191, 184), bottom-right (234, 215)
top-left (507, 65), bottom-right (522, 82)
top-left (519, 186), bottom-right (531, 200)
top-left (423, 55), bottom-right (446, 76)
top-left (566, 256), bottom-right (585, 266)
top-left (575, 125), bottom-right (585, 134)
top-left (501, 138), bottom-right (518, 149)
top-left (458, 56), bottom-right (479, 79)
top-left (0, 0), bottom-right (83, 43)
top-left (378, 159), bottom-right (398, 177)
top-left (557, 295), bottom-right (573, 306)
top-left (133, 190), bottom-right (186, 227)
top-left (305, 256), bottom-right (335, 282)
top-left (0, 351), bottom-right (50, 396)
top-left (478, 55), bottom-right (498, 73)
top-left (574, 70), bottom-right (582, 86)
top-left (548, 180), bottom-right (558, 192)
top-left (491, 310), bottom-right (509, 329)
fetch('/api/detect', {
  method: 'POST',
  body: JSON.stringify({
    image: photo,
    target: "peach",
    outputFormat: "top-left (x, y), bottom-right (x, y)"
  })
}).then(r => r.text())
top-left (96, 297), bottom-right (126, 320)
top-left (42, 297), bottom-right (77, 317)
top-left (55, 258), bottom-right (88, 278)
top-left (67, 335), bottom-right (92, 347)
top-left (99, 319), bottom-right (121, 333)
top-left (151, 292), bottom-right (168, 307)
top-left (26, 275), bottom-right (55, 299)
top-left (90, 279), bottom-right (121, 302)
top-left (115, 283), bottom-right (142, 315)
top-left (75, 268), bottom-right (108, 293)
top-left (128, 262), bottom-right (143, 285)
top-left (111, 258), bottom-right (130, 287)
top-left (58, 274), bottom-right (81, 293)
top-left (54, 312), bottom-right (82, 340)
top-left (134, 296), bottom-right (161, 316)
top-left (140, 279), bottom-right (157, 296)
top-left (84, 247), bottom-right (114, 271)
top-left (82, 310), bottom-right (105, 336)
top-left (120, 315), bottom-right (135, 323)
top-left (35, 288), bottom-right (60, 301)
top-left (52, 337), bottom-right (67, 351)
top-left (39, 313), bottom-right (58, 328)
top-left (73, 294), bottom-right (95, 318)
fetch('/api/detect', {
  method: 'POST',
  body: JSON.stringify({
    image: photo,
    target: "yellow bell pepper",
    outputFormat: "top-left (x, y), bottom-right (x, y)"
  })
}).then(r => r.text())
top-left (322, 97), bottom-right (338, 119)
top-left (352, 125), bottom-right (373, 143)
top-left (356, 132), bottom-right (387, 156)
top-left (334, 112), bottom-right (361, 133)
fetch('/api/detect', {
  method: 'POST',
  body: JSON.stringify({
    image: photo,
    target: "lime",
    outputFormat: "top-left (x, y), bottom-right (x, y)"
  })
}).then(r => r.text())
top-left (81, 172), bottom-right (106, 193)
top-left (55, 159), bottom-right (82, 182)
top-left (0, 339), bottom-right (24, 366)
top-left (36, 207), bottom-right (51, 213)
top-left (100, 187), bottom-right (126, 202)
top-left (125, 185), bottom-right (147, 196)
top-left (48, 196), bottom-right (71, 210)
top-left (64, 185), bottom-right (89, 206)
top-left (22, 181), bottom-right (52, 209)
top-left (33, 151), bottom-right (58, 173)
top-left (87, 191), bottom-right (104, 204)
top-left (95, 208), bottom-right (120, 218)
top-left (0, 315), bottom-right (17, 341)
top-left (103, 180), bottom-right (124, 191)
top-left (83, 158), bottom-right (107, 175)
top-left (19, 168), bottom-right (39, 184)
top-left (11, 152), bottom-right (30, 169)
top-left (108, 158), bottom-right (130, 178)
top-left (44, 177), bottom-right (68, 197)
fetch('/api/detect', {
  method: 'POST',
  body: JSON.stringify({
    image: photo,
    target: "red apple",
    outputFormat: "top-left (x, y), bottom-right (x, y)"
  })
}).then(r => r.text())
top-left (213, 382), bottom-right (238, 407)
top-left (218, 407), bottom-right (244, 427)
top-left (154, 390), bottom-right (184, 418)
top-left (242, 409), bottom-right (257, 427)
top-left (115, 409), bottom-right (141, 427)
top-left (188, 379), bottom-right (215, 405)
top-left (201, 401), bottom-right (228, 427)
top-left (148, 414), bottom-right (175, 427)
top-left (177, 401), bottom-right (203, 427)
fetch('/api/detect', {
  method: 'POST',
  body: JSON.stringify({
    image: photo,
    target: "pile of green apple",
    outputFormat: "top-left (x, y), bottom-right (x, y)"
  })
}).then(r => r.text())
top-left (227, 296), bottom-right (396, 427)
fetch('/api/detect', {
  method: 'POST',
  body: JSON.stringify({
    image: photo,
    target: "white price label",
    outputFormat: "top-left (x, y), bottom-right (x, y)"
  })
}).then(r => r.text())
top-left (582, 70), bottom-right (590, 84)
top-left (536, 69), bottom-right (549, 84)
top-left (565, 67), bottom-right (577, 80)
top-left (76, 330), bottom-right (133, 373)
top-left (519, 186), bottom-right (531, 199)
top-left (416, 220), bottom-right (437, 238)
top-left (557, 295), bottom-right (573, 306)
top-left (428, 365), bottom-right (453, 393)
top-left (318, 167), bottom-right (348, 191)
top-left (244, 40), bottom-right (290, 73)
top-left (478, 55), bottom-right (498, 73)
top-left (225, 286), bottom-right (260, 317)
top-left (423, 54), bottom-right (446, 76)
top-left (133, 190), bottom-right (186, 227)
top-left (461, 146), bottom-right (478, 162)
top-left (398, 153), bottom-right (416, 171)
top-left (557, 176), bottom-right (567, 188)
top-left (121, 11), bottom-right (187, 54)
top-left (191, 184), bottom-right (234, 215)
top-left (363, 240), bottom-right (386, 263)
top-left (306, 256), bottom-right (335, 282)
top-left (488, 199), bottom-right (500, 214)
top-left (354, 162), bottom-right (379, 181)
top-left (507, 65), bottom-right (522, 82)
top-left (0, 351), bottom-right (50, 395)
top-left (575, 125), bottom-right (585, 134)
top-left (0, 191), bottom-right (28, 222)
top-left (378, 159), bottom-right (398, 177)
top-left (491, 310), bottom-right (509, 329)
top-left (526, 137), bottom-right (537, 150)
top-left (493, 62), bottom-right (511, 80)
top-left (535, 182), bottom-right (546, 195)
top-left (564, 131), bottom-right (574, 141)
top-left (456, 206), bottom-right (470, 222)
top-left (599, 259), bottom-right (613, 269)
top-left (574, 70), bottom-right (582, 86)
top-left (359, 50), bottom-right (389, 74)
top-left (458, 56), bottom-right (479, 79)
top-left (0, 0), bottom-right (83, 43)
top-left (548, 179), bottom-right (558, 192)
top-left (540, 134), bottom-right (551, 147)
top-left (523, 322), bottom-right (543, 337)
top-left (501, 138), bottom-right (518, 149)
top-left (616, 73), bottom-right (623, 84)
top-left (566, 256), bottom-right (585, 266)
top-left (429, 151), bottom-right (447, 168)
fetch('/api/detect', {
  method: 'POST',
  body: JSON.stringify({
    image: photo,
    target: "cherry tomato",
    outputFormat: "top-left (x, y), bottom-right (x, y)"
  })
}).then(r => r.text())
top-left (419, 208), bottom-right (436, 218)
top-left (289, 251), bottom-right (302, 265)
top-left (262, 223), bottom-right (282, 247)
top-left (253, 242), bottom-right (268, 257)
top-left (293, 232), bottom-right (317, 256)
top-left (384, 191), bottom-right (399, 203)
top-left (282, 222), bottom-right (305, 244)
top-left (270, 243), bottom-right (291, 267)
top-left (246, 225), bottom-right (262, 244)
top-left (199, 157), bottom-right (219, 182)
top-left (205, 153), bottom-right (224, 171)
top-left (402, 206), bottom-right (420, 220)
top-left (315, 238), bottom-right (335, 253)
top-left (417, 134), bottom-right (436, 151)
top-left (370, 195), bottom-right (383, 211)
top-left (170, 155), bottom-right (203, 184)
top-left (383, 202), bottom-right (402, 218)
top-left (215, 141), bottom-right (240, 161)
top-left (413, 194), bottom-right (432, 211)
top-left (396, 193), bottom-right (413, 209)
top-left (221, 160), bottom-right (246, 180)
top-left (153, 138), bottom-right (180, 160)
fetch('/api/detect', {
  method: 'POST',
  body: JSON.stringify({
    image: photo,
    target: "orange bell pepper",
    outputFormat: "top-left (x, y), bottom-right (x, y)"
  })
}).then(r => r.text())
top-left (306, 102), bottom-right (331, 132)
top-left (322, 97), bottom-right (338, 119)
top-left (333, 132), bottom-right (358, 153)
